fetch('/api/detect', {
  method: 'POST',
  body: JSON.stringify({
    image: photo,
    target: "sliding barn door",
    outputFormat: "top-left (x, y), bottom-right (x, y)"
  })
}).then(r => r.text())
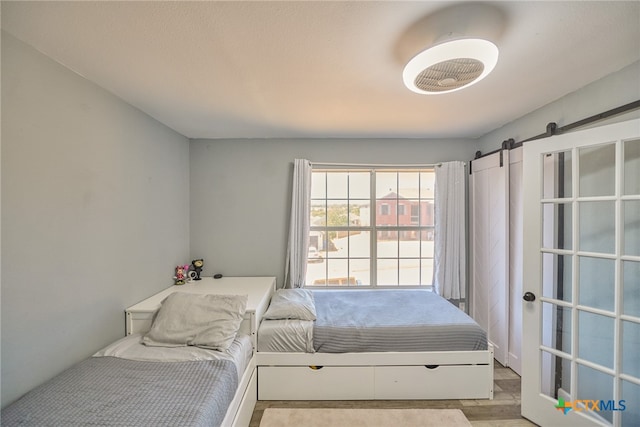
top-left (470, 150), bottom-right (510, 366)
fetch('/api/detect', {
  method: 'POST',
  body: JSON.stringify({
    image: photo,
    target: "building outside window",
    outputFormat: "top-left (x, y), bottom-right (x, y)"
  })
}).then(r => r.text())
top-left (307, 167), bottom-right (435, 288)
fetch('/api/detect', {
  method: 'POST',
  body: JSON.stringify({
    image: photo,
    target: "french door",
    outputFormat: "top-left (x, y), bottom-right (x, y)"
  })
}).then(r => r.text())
top-left (522, 119), bottom-right (640, 426)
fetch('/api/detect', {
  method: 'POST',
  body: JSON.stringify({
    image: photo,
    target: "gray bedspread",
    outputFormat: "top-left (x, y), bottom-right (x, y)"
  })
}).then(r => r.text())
top-left (313, 289), bottom-right (487, 353)
top-left (1, 356), bottom-right (238, 427)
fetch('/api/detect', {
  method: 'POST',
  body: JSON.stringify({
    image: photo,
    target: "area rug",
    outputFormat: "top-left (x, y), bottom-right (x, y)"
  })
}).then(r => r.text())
top-left (259, 408), bottom-right (473, 427)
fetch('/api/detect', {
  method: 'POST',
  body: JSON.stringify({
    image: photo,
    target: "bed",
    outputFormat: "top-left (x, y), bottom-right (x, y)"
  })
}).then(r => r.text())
top-left (256, 289), bottom-right (494, 401)
top-left (2, 292), bottom-right (263, 427)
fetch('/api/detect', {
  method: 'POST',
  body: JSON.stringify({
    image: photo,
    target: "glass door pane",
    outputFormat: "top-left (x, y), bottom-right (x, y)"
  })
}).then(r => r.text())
top-left (543, 150), bottom-right (573, 199)
top-left (579, 143), bottom-right (615, 197)
top-left (624, 139), bottom-right (640, 195)
top-left (579, 201), bottom-right (615, 254)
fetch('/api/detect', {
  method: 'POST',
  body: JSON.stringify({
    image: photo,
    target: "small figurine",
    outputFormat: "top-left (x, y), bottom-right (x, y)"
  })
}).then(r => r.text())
top-left (174, 264), bottom-right (189, 285)
top-left (191, 259), bottom-right (204, 280)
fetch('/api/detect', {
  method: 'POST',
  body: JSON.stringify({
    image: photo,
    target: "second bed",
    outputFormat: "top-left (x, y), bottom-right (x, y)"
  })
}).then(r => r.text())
top-left (256, 289), bottom-right (494, 400)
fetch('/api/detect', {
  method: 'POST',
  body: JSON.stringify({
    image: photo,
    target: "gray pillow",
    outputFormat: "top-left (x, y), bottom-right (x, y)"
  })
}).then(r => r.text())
top-left (142, 292), bottom-right (247, 351)
top-left (263, 289), bottom-right (316, 321)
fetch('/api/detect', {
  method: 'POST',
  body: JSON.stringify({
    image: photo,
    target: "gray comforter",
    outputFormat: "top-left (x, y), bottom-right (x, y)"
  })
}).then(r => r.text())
top-left (313, 289), bottom-right (488, 353)
top-left (1, 356), bottom-right (238, 427)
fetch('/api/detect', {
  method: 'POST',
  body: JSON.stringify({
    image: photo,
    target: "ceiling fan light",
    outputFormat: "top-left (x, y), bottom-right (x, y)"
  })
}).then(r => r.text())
top-left (403, 38), bottom-right (499, 95)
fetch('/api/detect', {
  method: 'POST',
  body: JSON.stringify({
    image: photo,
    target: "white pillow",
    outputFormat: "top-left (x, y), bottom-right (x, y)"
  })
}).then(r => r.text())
top-left (142, 292), bottom-right (247, 351)
top-left (263, 289), bottom-right (316, 321)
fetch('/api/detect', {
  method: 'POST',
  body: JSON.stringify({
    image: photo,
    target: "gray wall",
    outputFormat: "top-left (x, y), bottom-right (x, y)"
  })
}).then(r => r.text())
top-left (189, 138), bottom-right (477, 288)
top-left (476, 61), bottom-right (640, 154)
top-left (1, 33), bottom-right (190, 407)
top-left (2, 22), bottom-right (637, 411)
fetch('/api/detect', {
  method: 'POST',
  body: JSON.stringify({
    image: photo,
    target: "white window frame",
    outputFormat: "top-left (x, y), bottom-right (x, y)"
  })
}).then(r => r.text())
top-left (308, 165), bottom-right (435, 289)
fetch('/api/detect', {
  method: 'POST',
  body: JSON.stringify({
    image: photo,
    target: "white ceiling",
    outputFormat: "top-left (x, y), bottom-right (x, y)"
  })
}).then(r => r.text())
top-left (2, 1), bottom-right (639, 140)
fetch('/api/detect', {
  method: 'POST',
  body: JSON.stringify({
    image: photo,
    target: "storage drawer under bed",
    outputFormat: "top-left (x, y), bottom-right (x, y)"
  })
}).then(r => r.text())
top-left (258, 366), bottom-right (374, 400)
top-left (258, 364), bottom-right (493, 400)
top-left (374, 365), bottom-right (492, 399)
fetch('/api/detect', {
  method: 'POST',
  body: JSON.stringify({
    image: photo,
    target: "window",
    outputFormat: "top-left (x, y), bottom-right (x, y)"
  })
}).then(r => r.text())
top-left (307, 167), bottom-right (435, 288)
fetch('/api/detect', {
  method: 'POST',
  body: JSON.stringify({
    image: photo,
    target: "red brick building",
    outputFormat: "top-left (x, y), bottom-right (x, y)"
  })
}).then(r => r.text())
top-left (376, 191), bottom-right (434, 240)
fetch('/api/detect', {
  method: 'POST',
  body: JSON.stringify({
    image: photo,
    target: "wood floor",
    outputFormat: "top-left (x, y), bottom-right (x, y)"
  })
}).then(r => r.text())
top-left (249, 361), bottom-right (538, 426)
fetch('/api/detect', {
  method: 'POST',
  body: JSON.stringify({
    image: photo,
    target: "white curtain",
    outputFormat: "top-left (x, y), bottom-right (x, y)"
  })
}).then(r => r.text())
top-left (284, 159), bottom-right (312, 289)
top-left (433, 161), bottom-right (466, 300)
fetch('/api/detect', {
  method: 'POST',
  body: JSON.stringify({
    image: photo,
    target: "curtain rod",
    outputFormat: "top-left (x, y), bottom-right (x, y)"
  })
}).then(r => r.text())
top-left (310, 161), bottom-right (464, 168)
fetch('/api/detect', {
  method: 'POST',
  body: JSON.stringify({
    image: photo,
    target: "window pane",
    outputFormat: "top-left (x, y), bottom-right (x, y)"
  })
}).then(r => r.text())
top-left (348, 172), bottom-right (370, 199)
top-left (624, 138), bottom-right (640, 195)
top-left (624, 200), bottom-right (640, 256)
top-left (542, 253), bottom-right (572, 302)
top-left (308, 231), bottom-right (326, 254)
top-left (542, 302), bottom-right (572, 353)
top-left (579, 143), bottom-right (615, 197)
top-left (349, 258), bottom-right (369, 286)
top-left (348, 231), bottom-right (370, 258)
top-left (577, 365), bottom-right (614, 424)
top-left (420, 172), bottom-right (435, 199)
top-left (327, 172), bottom-right (348, 198)
top-left (377, 258), bottom-right (398, 285)
top-left (421, 234), bottom-right (434, 258)
top-left (622, 380), bottom-right (640, 427)
top-left (543, 150), bottom-right (572, 199)
top-left (578, 310), bottom-right (614, 369)
top-left (398, 200), bottom-right (411, 219)
top-left (420, 202), bottom-right (435, 226)
top-left (420, 259), bottom-right (434, 285)
top-left (348, 202), bottom-right (367, 227)
top-left (579, 201), bottom-right (615, 254)
top-left (311, 172), bottom-right (326, 199)
top-left (541, 351), bottom-right (571, 400)
top-left (578, 256), bottom-right (615, 312)
top-left (399, 258), bottom-right (420, 286)
top-left (376, 172), bottom-right (397, 198)
top-left (542, 203), bottom-right (572, 250)
top-left (327, 201), bottom-right (349, 226)
top-left (326, 258), bottom-right (348, 286)
top-left (398, 172), bottom-right (419, 194)
top-left (622, 320), bottom-right (640, 379)
top-left (310, 202), bottom-right (326, 226)
top-left (354, 201), bottom-right (370, 227)
top-left (377, 230), bottom-right (397, 257)
top-left (376, 199), bottom-right (397, 226)
top-left (399, 231), bottom-right (420, 257)
top-left (307, 245), bottom-right (325, 264)
top-left (624, 261), bottom-right (640, 317)
top-left (306, 255), bottom-right (325, 287)
top-left (327, 231), bottom-right (346, 258)
top-left (409, 204), bottom-right (418, 224)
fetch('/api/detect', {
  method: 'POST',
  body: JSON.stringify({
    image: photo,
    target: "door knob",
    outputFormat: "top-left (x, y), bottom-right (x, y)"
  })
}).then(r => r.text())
top-left (523, 292), bottom-right (536, 302)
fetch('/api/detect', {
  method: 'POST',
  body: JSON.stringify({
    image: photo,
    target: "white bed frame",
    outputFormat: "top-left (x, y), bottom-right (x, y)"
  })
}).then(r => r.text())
top-left (220, 356), bottom-right (258, 427)
top-left (126, 316), bottom-right (261, 427)
top-left (126, 277), bottom-right (276, 427)
top-left (256, 345), bottom-right (494, 400)
top-left (128, 313), bottom-right (261, 427)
